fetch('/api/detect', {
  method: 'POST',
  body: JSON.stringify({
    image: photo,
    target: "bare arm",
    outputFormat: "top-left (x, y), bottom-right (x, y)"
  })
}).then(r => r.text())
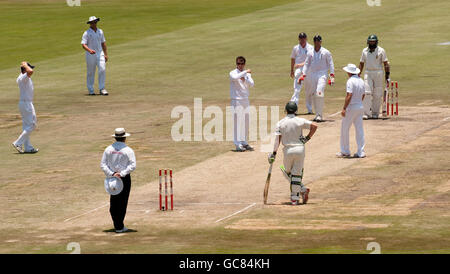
top-left (359, 62), bottom-right (364, 76)
top-left (341, 92), bottom-right (353, 117)
top-left (21, 61), bottom-right (33, 77)
top-left (272, 135), bottom-right (281, 154)
top-left (384, 61), bottom-right (390, 80)
top-left (82, 44), bottom-right (95, 54)
top-left (306, 123), bottom-right (317, 139)
top-left (290, 58), bottom-right (295, 78)
top-left (102, 42), bottom-right (108, 62)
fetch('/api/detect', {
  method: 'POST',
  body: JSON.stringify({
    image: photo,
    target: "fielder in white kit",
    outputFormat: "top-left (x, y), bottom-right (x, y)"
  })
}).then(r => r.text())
top-left (229, 56), bottom-right (254, 152)
top-left (268, 102), bottom-right (318, 205)
top-left (12, 62), bottom-right (39, 154)
top-left (359, 34), bottom-right (390, 119)
top-left (81, 16), bottom-right (109, 96)
top-left (337, 64), bottom-right (366, 158)
top-left (299, 35), bottom-right (335, 122)
top-left (289, 32), bottom-right (313, 111)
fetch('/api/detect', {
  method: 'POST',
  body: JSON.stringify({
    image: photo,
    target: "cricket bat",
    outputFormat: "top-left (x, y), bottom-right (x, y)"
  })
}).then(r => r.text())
top-left (263, 162), bottom-right (273, 204)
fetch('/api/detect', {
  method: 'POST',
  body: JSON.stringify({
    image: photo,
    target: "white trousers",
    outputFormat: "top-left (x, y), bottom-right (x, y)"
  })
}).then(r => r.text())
top-left (363, 70), bottom-right (384, 117)
top-left (305, 71), bottom-right (327, 117)
top-left (231, 99), bottom-right (249, 146)
top-left (14, 101), bottom-right (37, 151)
top-left (340, 106), bottom-right (365, 156)
top-left (86, 52), bottom-right (106, 93)
top-left (283, 145), bottom-right (305, 176)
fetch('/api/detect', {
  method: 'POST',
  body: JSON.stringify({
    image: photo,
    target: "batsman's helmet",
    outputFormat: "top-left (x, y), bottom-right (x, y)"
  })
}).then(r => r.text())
top-left (285, 101), bottom-right (298, 114)
top-left (367, 34), bottom-right (378, 46)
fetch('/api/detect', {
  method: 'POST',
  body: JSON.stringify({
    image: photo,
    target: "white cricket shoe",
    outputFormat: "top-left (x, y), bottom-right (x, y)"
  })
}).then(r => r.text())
top-left (353, 153), bottom-right (366, 158)
top-left (99, 89), bottom-right (109, 96)
top-left (336, 152), bottom-right (350, 158)
top-left (115, 226), bottom-right (129, 233)
top-left (24, 148), bottom-right (39, 154)
top-left (235, 144), bottom-right (246, 152)
top-left (363, 115), bottom-right (369, 120)
top-left (12, 143), bottom-right (24, 154)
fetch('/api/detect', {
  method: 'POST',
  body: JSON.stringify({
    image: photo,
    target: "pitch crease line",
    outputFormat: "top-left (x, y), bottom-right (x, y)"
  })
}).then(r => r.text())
top-left (215, 203), bottom-right (257, 223)
top-left (63, 203), bottom-right (108, 223)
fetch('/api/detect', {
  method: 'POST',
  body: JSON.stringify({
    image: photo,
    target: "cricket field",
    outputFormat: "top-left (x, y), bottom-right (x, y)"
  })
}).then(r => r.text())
top-left (0, 0), bottom-right (449, 253)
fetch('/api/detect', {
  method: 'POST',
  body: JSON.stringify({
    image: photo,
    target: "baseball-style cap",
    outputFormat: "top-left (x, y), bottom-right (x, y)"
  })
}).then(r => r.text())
top-left (298, 32), bottom-right (307, 38)
top-left (313, 35), bottom-right (322, 42)
top-left (104, 176), bottom-right (123, 195)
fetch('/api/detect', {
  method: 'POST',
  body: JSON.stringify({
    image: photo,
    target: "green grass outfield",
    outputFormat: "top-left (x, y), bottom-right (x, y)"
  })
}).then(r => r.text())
top-left (0, 0), bottom-right (449, 253)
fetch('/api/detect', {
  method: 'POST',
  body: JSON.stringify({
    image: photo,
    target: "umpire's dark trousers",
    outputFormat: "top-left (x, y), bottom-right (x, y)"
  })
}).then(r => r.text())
top-left (110, 174), bottom-right (131, 231)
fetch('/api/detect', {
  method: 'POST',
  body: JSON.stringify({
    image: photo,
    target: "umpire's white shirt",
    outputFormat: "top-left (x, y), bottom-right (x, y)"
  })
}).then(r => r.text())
top-left (17, 73), bottom-right (34, 101)
top-left (291, 42), bottom-right (313, 65)
top-left (229, 68), bottom-right (254, 100)
top-left (101, 142), bottom-right (136, 177)
top-left (303, 47), bottom-right (335, 75)
top-left (81, 28), bottom-right (106, 53)
top-left (346, 75), bottom-right (365, 107)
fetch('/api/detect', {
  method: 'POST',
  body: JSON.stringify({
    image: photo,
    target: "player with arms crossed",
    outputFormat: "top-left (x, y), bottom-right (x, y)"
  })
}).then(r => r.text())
top-left (359, 34), bottom-right (390, 119)
top-left (268, 102), bottom-right (318, 205)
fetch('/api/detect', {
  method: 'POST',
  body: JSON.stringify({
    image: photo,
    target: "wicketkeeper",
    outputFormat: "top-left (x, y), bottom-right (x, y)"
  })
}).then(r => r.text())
top-left (268, 102), bottom-right (317, 205)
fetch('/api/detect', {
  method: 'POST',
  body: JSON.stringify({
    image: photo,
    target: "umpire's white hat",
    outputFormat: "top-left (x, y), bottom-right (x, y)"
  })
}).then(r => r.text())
top-left (343, 63), bottom-right (360, 75)
top-left (104, 176), bottom-right (123, 195)
top-left (87, 16), bottom-right (100, 24)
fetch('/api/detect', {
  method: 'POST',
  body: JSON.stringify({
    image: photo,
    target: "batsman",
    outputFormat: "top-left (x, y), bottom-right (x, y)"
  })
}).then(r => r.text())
top-left (359, 34), bottom-right (390, 119)
top-left (268, 102), bottom-right (318, 205)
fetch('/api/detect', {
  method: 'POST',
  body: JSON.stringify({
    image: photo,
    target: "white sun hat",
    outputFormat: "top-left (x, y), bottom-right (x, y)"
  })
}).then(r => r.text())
top-left (343, 63), bottom-right (360, 75)
top-left (87, 16), bottom-right (100, 24)
top-left (104, 176), bottom-right (123, 195)
top-left (111, 128), bottom-right (130, 138)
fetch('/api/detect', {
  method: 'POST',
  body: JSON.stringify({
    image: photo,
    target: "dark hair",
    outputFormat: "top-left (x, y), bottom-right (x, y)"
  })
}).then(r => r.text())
top-left (21, 67), bottom-right (25, 73)
top-left (115, 137), bottom-right (126, 142)
top-left (236, 56), bottom-right (246, 64)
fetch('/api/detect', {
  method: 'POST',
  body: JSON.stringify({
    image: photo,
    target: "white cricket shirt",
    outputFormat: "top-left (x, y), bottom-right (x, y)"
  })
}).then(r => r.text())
top-left (290, 42), bottom-right (313, 65)
top-left (303, 47), bottom-right (335, 75)
top-left (275, 114), bottom-right (312, 146)
top-left (229, 68), bottom-right (254, 100)
top-left (17, 73), bottom-right (34, 101)
top-left (360, 46), bottom-right (388, 71)
top-left (101, 142), bottom-right (136, 177)
top-left (346, 75), bottom-right (365, 107)
top-left (81, 28), bottom-right (106, 53)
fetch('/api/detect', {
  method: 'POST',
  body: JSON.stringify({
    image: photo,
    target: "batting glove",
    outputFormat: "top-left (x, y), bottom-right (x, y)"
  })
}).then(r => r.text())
top-left (268, 152), bottom-right (276, 164)
top-left (299, 136), bottom-right (311, 144)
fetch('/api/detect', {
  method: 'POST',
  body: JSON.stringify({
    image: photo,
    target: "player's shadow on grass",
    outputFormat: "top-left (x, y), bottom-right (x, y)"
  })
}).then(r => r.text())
top-left (103, 228), bottom-right (138, 233)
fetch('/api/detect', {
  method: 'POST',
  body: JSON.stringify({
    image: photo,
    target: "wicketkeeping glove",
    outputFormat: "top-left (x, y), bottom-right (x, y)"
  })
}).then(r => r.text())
top-left (268, 152), bottom-right (276, 164)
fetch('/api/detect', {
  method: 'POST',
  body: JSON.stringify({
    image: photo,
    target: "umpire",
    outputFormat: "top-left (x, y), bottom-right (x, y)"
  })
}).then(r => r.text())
top-left (100, 128), bottom-right (136, 233)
